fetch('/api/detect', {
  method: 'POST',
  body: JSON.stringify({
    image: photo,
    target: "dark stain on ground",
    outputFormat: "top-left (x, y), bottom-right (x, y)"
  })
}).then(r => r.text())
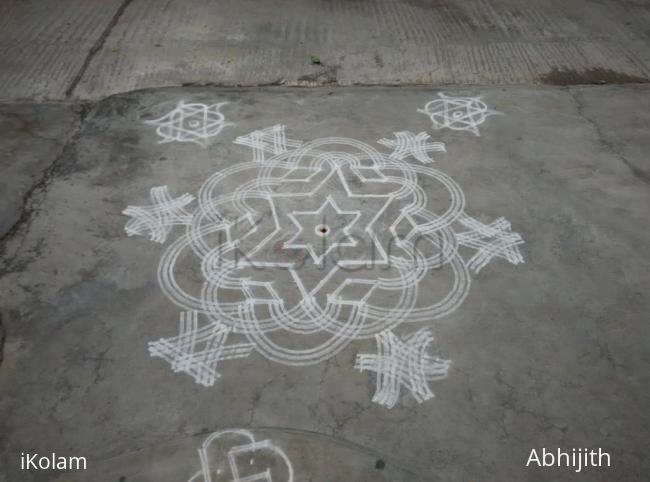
top-left (0, 112), bottom-right (40, 135)
top-left (541, 67), bottom-right (649, 86)
top-left (375, 458), bottom-right (386, 470)
top-left (92, 95), bottom-right (136, 119)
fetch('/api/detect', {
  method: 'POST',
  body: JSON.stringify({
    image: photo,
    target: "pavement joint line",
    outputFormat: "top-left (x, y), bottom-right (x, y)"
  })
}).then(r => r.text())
top-left (64, 0), bottom-right (136, 100)
top-left (566, 86), bottom-right (650, 186)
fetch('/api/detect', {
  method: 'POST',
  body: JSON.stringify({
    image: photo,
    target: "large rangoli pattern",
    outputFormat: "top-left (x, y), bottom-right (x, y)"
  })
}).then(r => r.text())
top-left (123, 124), bottom-right (524, 407)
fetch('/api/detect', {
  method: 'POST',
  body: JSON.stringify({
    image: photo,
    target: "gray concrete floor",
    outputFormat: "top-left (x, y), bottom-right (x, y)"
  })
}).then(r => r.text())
top-left (1, 85), bottom-right (649, 481)
top-left (0, 1), bottom-right (649, 482)
top-left (1, 0), bottom-right (650, 100)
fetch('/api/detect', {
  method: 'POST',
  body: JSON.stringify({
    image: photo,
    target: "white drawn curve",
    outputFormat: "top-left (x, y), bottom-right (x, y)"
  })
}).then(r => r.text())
top-left (125, 124), bottom-right (525, 407)
top-left (417, 93), bottom-right (500, 136)
top-left (188, 429), bottom-right (294, 482)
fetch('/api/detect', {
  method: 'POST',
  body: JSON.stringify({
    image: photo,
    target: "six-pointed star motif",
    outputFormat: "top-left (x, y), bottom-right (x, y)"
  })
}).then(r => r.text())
top-left (124, 122), bottom-right (526, 406)
top-left (145, 100), bottom-right (233, 145)
top-left (284, 196), bottom-right (361, 265)
top-left (239, 163), bottom-right (396, 307)
top-left (418, 93), bottom-right (499, 136)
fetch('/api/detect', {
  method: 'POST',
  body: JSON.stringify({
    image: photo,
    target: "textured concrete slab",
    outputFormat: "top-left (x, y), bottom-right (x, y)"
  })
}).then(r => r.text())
top-left (0, 0), bottom-right (124, 101)
top-left (0, 85), bottom-right (649, 481)
top-left (71, 0), bottom-right (650, 99)
top-left (0, 103), bottom-right (80, 239)
top-left (1, 0), bottom-right (649, 101)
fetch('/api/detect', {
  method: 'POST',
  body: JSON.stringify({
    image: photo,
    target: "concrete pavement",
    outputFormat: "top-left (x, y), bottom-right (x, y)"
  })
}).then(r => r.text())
top-left (0, 85), bottom-right (649, 481)
top-left (1, 0), bottom-right (649, 480)
top-left (1, 0), bottom-right (650, 101)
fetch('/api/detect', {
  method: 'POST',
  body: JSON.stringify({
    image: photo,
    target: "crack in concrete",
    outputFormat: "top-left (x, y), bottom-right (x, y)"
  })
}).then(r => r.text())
top-left (0, 103), bottom-right (92, 260)
top-left (567, 87), bottom-right (650, 186)
top-left (64, 0), bottom-right (136, 99)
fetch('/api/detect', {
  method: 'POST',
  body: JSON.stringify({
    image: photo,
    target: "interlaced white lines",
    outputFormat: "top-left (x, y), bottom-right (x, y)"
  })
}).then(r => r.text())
top-left (377, 131), bottom-right (446, 164)
top-left (148, 311), bottom-right (253, 387)
top-left (124, 123), bottom-right (525, 407)
top-left (355, 328), bottom-right (450, 408)
top-left (145, 100), bottom-right (233, 146)
top-left (418, 93), bottom-right (500, 136)
top-left (284, 196), bottom-right (361, 265)
top-left (123, 185), bottom-right (194, 243)
top-left (188, 429), bottom-right (294, 482)
top-left (234, 125), bottom-right (303, 162)
top-left (457, 214), bottom-right (525, 273)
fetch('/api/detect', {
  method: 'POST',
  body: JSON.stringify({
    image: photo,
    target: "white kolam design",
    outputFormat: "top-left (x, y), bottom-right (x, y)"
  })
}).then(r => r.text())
top-left (124, 125), bottom-right (525, 407)
top-left (377, 131), bottom-right (445, 164)
top-left (418, 93), bottom-right (500, 136)
top-left (149, 310), bottom-right (254, 387)
top-left (355, 328), bottom-right (450, 409)
top-left (123, 186), bottom-right (194, 243)
top-left (145, 100), bottom-right (233, 146)
top-left (188, 429), bottom-right (294, 482)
